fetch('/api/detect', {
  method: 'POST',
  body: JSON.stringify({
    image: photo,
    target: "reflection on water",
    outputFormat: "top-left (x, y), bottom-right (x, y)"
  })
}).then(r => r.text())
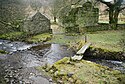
top-left (43, 44), bottom-right (75, 64)
top-left (0, 40), bottom-right (75, 84)
top-left (0, 39), bottom-right (125, 84)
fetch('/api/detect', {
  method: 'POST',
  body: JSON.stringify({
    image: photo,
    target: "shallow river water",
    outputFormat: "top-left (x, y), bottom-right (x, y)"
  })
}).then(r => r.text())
top-left (0, 40), bottom-right (75, 84)
top-left (0, 39), bottom-right (125, 84)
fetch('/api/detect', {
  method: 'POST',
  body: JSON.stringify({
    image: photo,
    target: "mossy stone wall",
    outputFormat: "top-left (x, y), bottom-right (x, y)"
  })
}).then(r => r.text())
top-left (59, 2), bottom-right (99, 33)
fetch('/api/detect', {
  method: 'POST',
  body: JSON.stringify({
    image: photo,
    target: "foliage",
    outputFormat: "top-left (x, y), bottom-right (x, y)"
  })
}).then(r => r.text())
top-left (49, 0), bottom-right (76, 22)
top-left (25, 0), bottom-right (43, 11)
top-left (0, 50), bottom-right (8, 54)
top-left (96, 0), bottom-right (125, 29)
top-left (0, 32), bottom-right (25, 41)
top-left (0, 0), bottom-right (25, 22)
top-left (0, 0), bottom-right (26, 34)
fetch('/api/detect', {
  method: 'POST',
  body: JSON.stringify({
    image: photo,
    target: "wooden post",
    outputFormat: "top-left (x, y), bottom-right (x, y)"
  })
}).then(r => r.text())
top-left (85, 34), bottom-right (87, 43)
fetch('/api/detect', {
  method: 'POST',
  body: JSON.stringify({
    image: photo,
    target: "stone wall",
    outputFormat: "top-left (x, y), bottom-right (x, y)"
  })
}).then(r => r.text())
top-left (76, 7), bottom-right (99, 27)
top-left (23, 12), bottom-right (51, 35)
top-left (58, 2), bottom-right (99, 33)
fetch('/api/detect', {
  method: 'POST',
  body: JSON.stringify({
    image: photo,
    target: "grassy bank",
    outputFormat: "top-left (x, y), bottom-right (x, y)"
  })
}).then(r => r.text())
top-left (87, 30), bottom-right (123, 52)
top-left (27, 33), bottom-right (52, 43)
top-left (48, 30), bottom-right (124, 52)
top-left (37, 57), bottom-right (125, 84)
top-left (0, 50), bottom-right (8, 54)
top-left (0, 30), bottom-right (124, 52)
top-left (0, 32), bottom-right (52, 43)
top-left (0, 32), bottom-right (24, 41)
top-left (36, 30), bottom-right (125, 83)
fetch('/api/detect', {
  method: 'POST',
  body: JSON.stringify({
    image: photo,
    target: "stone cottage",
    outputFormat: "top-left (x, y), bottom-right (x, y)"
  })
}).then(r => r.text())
top-left (58, 2), bottom-right (99, 33)
top-left (23, 11), bottom-right (51, 34)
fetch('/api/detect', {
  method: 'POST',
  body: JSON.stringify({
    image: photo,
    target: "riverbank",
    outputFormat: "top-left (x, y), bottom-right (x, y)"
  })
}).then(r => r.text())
top-left (0, 29), bottom-right (125, 83)
top-left (0, 32), bottom-right (52, 43)
top-left (84, 47), bottom-right (125, 61)
top-left (38, 57), bottom-right (125, 84)
top-left (36, 30), bottom-right (125, 83)
top-left (87, 30), bottom-right (124, 52)
top-left (0, 39), bottom-right (76, 83)
top-left (1, 30), bottom-right (124, 60)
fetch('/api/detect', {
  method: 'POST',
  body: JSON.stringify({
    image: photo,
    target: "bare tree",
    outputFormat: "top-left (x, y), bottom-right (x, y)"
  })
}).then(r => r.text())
top-left (49, 0), bottom-right (74, 23)
top-left (97, 0), bottom-right (125, 29)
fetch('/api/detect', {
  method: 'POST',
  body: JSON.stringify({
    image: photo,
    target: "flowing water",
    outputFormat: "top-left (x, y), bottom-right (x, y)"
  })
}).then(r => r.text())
top-left (0, 40), bottom-right (75, 84)
top-left (85, 59), bottom-right (125, 74)
top-left (0, 39), bottom-right (125, 84)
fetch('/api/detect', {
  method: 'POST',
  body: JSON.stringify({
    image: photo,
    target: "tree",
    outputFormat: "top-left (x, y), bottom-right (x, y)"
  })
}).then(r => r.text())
top-left (49, 0), bottom-right (74, 23)
top-left (97, 0), bottom-right (125, 29)
top-left (27, 0), bottom-right (43, 11)
top-left (49, 0), bottom-right (64, 23)
top-left (0, 0), bottom-right (26, 33)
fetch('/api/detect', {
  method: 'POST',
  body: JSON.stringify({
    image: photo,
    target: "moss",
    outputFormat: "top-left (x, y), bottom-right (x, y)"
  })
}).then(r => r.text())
top-left (27, 33), bottom-right (52, 43)
top-left (0, 50), bottom-right (8, 54)
top-left (0, 32), bottom-right (52, 43)
top-left (54, 57), bottom-right (70, 65)
top-left (38, 57), bottom-right (125, 84)
top-left (84, 47), bottom-right (125, 60)
top-left (0, 32), bottom-right (24, 41)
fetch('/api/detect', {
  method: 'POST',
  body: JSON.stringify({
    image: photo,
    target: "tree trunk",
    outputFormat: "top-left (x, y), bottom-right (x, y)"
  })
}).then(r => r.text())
top-left (109, 8), bottom-right (119, 30)
top-left (54, 16), bottom-right (57, 23)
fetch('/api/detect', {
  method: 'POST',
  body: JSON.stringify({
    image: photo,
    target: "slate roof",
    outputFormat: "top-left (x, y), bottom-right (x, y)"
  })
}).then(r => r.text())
top-left (26, 11), bottom-right (49, 21)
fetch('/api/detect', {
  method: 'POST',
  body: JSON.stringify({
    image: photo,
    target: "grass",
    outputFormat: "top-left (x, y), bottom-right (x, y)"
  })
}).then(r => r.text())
top-left (0, 50), bottom-right (8, 54)
top-left (0, 32), bottom-right (52, 43)
top-left (98, 20), bottom-right (125, 24)
top-left (49, 30), bottom-right (124, 52)
top-left (27, 33), bottom-right (52, 43)
top-left (87, 30), bottom-right (123, 52)
top-left (0, 30), bottom-right (124, 52)
top-left (0, 32), bottom-right (24, 41)
top-left (49, 34), bottom-right (83, 44)
top-left (38, 57), bottom-right (125, 84)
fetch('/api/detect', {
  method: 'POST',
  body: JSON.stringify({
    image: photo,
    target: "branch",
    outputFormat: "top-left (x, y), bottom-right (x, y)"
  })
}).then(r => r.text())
top-left (120, 6), bottom-right (125, 11)
top-left (72, 0), bottom-right (82, 5)
top-left (96, 0), bottom-right (112, 7)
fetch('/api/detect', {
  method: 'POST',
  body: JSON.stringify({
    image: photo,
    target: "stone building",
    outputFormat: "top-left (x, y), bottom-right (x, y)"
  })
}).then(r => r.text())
top-left (58, 2), bottom-right (99, 33)
top-left (23, 11), bottom-right (51, 34)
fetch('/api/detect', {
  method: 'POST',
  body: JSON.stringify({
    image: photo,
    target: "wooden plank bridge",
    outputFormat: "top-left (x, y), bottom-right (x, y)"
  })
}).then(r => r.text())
top-left (72, 42), bottom-right (91, 60)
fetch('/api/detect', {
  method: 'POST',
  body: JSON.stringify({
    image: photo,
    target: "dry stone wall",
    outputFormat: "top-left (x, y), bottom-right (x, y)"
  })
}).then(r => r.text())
top-left (58, 2), bottom-right (99, 33)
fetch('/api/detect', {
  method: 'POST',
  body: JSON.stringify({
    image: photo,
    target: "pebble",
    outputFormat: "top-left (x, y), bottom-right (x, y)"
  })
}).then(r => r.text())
top-left (57, 80), bottom-right (63, 83)
top-left (49, 78), bottom-right (52, 82)
top-left (9, 75), bottom-right (13, 78)
top-left (67, 72), bottom-right (74, 77)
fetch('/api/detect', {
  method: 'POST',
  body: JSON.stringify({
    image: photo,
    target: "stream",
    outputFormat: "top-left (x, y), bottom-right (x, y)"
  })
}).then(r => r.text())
top-left (0, 39), bottom-right (125, 84)
top-left (0, 40), bottom-right (75, 84)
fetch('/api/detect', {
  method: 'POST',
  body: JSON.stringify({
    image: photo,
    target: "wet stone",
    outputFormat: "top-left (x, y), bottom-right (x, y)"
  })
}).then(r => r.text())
top-left (68, 78), bottom-right (74, 83)
top-left (67, 72), bottom-right (74, 77)
top-left (57, 80), bottom-right (63, 83)
top-left (49, 78), bottom-right (53, 82)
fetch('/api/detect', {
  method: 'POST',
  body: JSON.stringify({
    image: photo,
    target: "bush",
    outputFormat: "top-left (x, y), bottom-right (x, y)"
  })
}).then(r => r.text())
top-left (0, 32), bottom-right (26, 41)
